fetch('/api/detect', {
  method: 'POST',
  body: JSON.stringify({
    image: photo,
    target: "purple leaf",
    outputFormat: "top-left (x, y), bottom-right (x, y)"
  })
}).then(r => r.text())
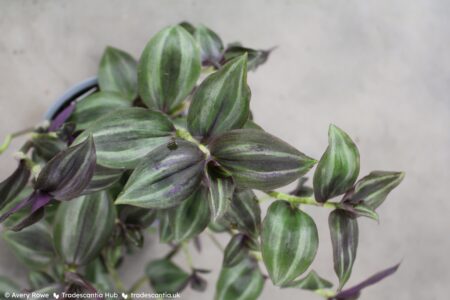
top-left (332, 263), bottom-right (400, 300)
top-left (49, 102), bottom-right (76, 132)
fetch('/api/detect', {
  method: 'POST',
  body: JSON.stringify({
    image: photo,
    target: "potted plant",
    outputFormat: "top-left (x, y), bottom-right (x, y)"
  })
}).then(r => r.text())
top-left (0, 22), bottom-right (404, 299)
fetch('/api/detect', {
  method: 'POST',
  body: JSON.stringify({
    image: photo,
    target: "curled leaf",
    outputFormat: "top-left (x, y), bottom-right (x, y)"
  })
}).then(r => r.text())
top-left (261, 200), bottom-right (318, 286)
top-left (314, 125), bottom-right (360, 202)
top-left (210, 129), bottom-right (316, 190)
top-left (138, 25), bottom-right (201, 113)
top-left (225, 189), bottom-right (261, 237)
top-left (223, 44), bottom-right (273, 71)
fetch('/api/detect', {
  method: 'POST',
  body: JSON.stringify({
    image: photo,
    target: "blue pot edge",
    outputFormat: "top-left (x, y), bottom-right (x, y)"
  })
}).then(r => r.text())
top-left (44, 76), bottom-right (98, 121)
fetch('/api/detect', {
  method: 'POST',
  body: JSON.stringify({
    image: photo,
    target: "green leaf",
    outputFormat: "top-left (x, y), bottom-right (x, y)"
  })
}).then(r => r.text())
top-left (116, 139), bottom-right (206, 209)
top-left (53, 191), bottom-right (116, 266)
top-left (35, 135), bottom-right (96, 201)
top-left (344, 171), bottom-right (405, 209)
top-left (179, 21), bottom-right (195, 35)
top-left (261, 200), bottom-right (318, 286)
top-left (28, 271), bottom-right (54, 290)
top-left (194, 24), bottom-right (224, 66)
top-left (224, 44), bottom-right (272, 71)
top-left (290, 177), bottom-right (314, 197)
top-left (68, 91), bottom-right (131, 130)
top-left (0, 160), bottom-right (30, 211)
top-left (329, 209), bottom-right (359, 290)
top-left (225, 189), bottom-right (261, 237)
top-left (168, 186), bottom-right (210, 242)
top-left (74, 107), bottom-right (174, 169)
top-left (283, 270), bottom-right (333, 291)
top-left (82, 164), bottom-right (123, 195)
top-left (243, 119), bottom-right (263, 131)
top-left (146, 259), bottom-right (190, 294)
top-left (85, 259), bottom-right (115, 295)
top-left (207, 174), bottom-right (235, 222)
top-left (313, 124), bottom-right (360, 202)
top-left (223, 234), bottom-right (248, 267)
top-left (158, 210), bottom-right (174, 243)
top-left (3, 221), bottom-right (54, 270)
top-left (349, 204), bottom-right (379, 221)
top-left (138, 25), bottom-right (201, 113)
top-left (215, 257), bottom-right (264, 300)
top-left (31, 135), bottom-right (66, 162)
top-left (210, 129), bottom-right (316, 190)
top-left (187, 55), bottom-right (250, 141)
top-left (118, 205), bottom-right (156, 229)
top-left (98, 46), bottom-right (138, 101)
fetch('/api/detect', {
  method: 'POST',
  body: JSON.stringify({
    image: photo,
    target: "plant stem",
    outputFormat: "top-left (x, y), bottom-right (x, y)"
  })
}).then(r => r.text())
top-left (206, 230), bottom-right (224, 252)
top-left (106, 263), bottom-right (126, 292)
top-left (182, 242), bottom-right (194, 271)
top-left (265, 191), bottom-right (343, 209)
top-left (128, 275), bottom-right (148, 293)
top-left (175, 128), bottom-right (210, 156)
top-left (0, 127), bottom-right (35, 155)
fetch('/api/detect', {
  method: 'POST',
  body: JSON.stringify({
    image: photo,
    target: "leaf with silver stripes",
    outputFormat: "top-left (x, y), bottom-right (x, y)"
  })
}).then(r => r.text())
top-left (35, 135), bottom-right (96, 201)
top-left (168, 186), bottom-right (210, 242)
top-left (98, 46), bottom-right (138, 101)
top-left (0, 160), bottom-right (30, 211)
top-left (82, 164), bottom-right (123, 195)
top-left (138, 25), bottom-right (201, 113)
top-left (68, 91), bottom-right (131, 130)
top-left (53, 191), bottom-right (116, 266)
top-left (343, 171), bottom-right (405, 209)
top-left (329, 209), bottom-right (359, 290)
top-left (225, 189), bottom-right (261, 238)
top-left (223, 44), bottom-right (273, 71)
top-left (215, 257), bottom-right (264, 300)
top-left (146, 259), bottom-right (190, 294)
top-left (194, 24), bottom-right (224, 66)
top-left (187, 55), bottom-right (250, 142)
top-left (116, 139), bottom-right (206, 209)
top-left (314, 124), bottom-right (360, 203)
top-left (210, 129), bottom-right (316, 190)
top-left (158, 210), bottom-right (174, 243)
top-left (283, 270), bottom-right (333, 291)
top-left (223, 234), bottom-right (249, 268)
top-left (207, 173), bottom-right (235, 222)
top-left (74, 107), bottom-right (174, 169)
top-left (261, 200), bottom-right (318, 286)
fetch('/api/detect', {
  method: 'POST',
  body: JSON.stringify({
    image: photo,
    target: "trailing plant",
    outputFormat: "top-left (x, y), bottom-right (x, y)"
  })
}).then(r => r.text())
top-left (0, 23), bottom-right (404, 299)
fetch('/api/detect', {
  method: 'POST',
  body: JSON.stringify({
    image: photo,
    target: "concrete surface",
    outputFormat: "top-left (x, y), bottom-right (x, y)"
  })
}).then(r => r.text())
top-left (0, 0), bottom-right (449, 299)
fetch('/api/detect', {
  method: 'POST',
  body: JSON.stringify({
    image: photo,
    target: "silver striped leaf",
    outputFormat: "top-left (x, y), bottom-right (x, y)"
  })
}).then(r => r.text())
top-left (329, 209), bottom-right (359, 290)
top-left (313, 124), bottom-right (360, 202)
top-left (74, 107), bottom-right (174, 169)
top-left (223, 234), bottom-right (249, 268)
top-left (225, 189), bottom-right (261, 238)
top-left (0, 160), bottom-right (30, 211)
top-left (168, 186), bottom-right (210, 242)
top-left (98, 46), bottom-right (138, 101)
top-left (138, 25), bottom-right (201, 113)
top-left (82, 164), bottom-right (123, 195)
top-left (2, 221), bottom-right (54, 270)
top-left (343, 171), bottom-right (405, 209)
top-left (261, 200), bottom-right (318, 286)
top-left (53, 191), bottom-right (116, 266)
top-left (35, 135), bottom-right (96, 201)
top-left (283, 270), bottom-right (333, 291)
top-left (158, 209), bottom-right (174, 243)
top-left (210, 129), bottom-right (317, 190)
top-left (223, 45), bottom-right (272, 71)
top-left (187, 55), bottom-right (250, 142)
top-left (207, 173), bottom-right (235, 222)
top-left (146, 259), bottom-right (190, 294)
top-left (215, 257), bottom-right (264, 300)
top-left (116, 139), bottom-right (206, 209)
top-left (69, 91), bottom-right (131, 130)
top-left (194, 24), bottom-right (224, 66)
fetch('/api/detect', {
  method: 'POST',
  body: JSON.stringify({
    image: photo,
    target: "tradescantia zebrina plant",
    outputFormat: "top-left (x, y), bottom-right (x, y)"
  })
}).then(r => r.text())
top-left (0, 23), bottom-right (405, 299)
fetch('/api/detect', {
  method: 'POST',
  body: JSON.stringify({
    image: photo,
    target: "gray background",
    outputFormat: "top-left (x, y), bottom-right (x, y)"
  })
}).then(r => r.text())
top-left (0, 0), bottom-right (449, 299)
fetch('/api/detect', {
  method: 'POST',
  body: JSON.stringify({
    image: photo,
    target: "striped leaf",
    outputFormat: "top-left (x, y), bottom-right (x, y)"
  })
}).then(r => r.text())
top-left (225, 189), bottom-right (261, 237)
top-left (283, 270), bottom-right (333, 291)
top-left (98, 46), bottom-right (138, 101)
top-left (261, 200), bottom-right (318, 286)
top-left (194, 24), bottom-right (224, 66)
top-left (187, 55), bottom-right (250, 141)
top-left (146, 259), bottom-right (190, 294)
top-left (329, 209), bottom-right (359, 290)
top-left (207, 174), bottom-right (235, 221)
top-left (313, 124), bottom-right (360, 202)
top-left (118, 205), bottom-right (156, 229)
top-left (138, 25), bottom-right (201, 113)
top-left (116, 139), bottom-right (206, 209)
top-left (158, 210), bottom-right (174, 243)
top-left (344, 171), bottom-right (405, 209)
top-left (223, 234), bottom-right (249, 267)
top-left (82, 165), bottom-right (123, 195)
top-left (31, 135), bottom-right (66, 162)
top-left (223, 45), bottom-right (272, 71)
top-left (53, 191), bottom-right (116, 266)
top-left (2, 221), bottom-right (54, 270)
top-left (68, 91), bottom-right (131, 130)
top-left (75, 107), bottom-right (174, 169)
top-left (210, 129), bottom-right (317, 190)
top-left (168, 186), bottom-right (210, 242)
top-left (215, 257), bottom-right (264, 300)
top-left (35, 135), bottom-right (96, 201)
top-left (0, 160), bottom-right (30, 211)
